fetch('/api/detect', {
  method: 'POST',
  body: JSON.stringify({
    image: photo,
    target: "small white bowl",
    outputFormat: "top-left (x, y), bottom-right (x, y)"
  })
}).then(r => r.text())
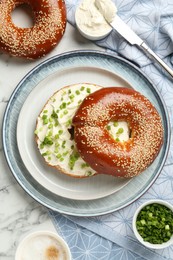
top-left (75, 20), bottom-right (112, 41)
top-left (75, 3), bottom-right (112, 41)
top-left (15, 230), bottom-right (71, 260)
top-left (133, 200), bottom-right (173, 249)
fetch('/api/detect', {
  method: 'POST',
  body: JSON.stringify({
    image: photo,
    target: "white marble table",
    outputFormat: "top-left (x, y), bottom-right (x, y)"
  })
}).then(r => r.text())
top-left (0, 21), bottom-right (103, 259)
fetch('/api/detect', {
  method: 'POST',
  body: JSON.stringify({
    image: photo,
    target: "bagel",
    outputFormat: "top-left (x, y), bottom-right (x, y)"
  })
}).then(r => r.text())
top-left (72, 87), bottom-right (163, 178)
top-left (0, 0), bottom-right (66, 59)
top-left (34, 83), bottom-right (101, 178)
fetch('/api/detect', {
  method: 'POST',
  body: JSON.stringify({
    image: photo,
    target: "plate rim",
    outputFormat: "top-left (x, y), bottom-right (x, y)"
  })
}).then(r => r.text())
top-left (2, 50), bottom-right (171, 216)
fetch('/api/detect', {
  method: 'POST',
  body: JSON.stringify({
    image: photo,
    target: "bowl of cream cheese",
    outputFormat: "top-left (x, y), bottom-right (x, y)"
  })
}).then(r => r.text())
top-left (15, 231), bottom-right (71, 260)
top-left (75, 0), bottom-right (117, 40)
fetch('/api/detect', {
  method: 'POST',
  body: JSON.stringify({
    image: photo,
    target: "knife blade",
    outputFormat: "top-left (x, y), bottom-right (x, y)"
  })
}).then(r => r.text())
top-left (110, 15), bottom-right (173, 77)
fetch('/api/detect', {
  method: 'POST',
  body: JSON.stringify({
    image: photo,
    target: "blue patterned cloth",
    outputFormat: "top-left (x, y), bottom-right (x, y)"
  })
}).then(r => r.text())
top-left (50, 0), bottom-right (173, 259)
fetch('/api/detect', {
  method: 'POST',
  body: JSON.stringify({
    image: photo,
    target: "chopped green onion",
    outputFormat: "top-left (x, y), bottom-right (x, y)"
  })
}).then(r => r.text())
top-left (43, 118), bottom-right (48, 125)
top-left (68, 151), bottom-right (80, 170)
top-left (116, 128), bottom-right (124, 135)
top-left (66, 119), bottom-right (72, 127)
top-left (63, 110), bottom-right (68, 115)
top-left (87, 171), bottom-right (93, 176)
top-left (75, 90), bottom-right (80, 95)
top-left (48, 123), bottom-right (53, 129)
top-left (42, 136), bottom-right (53, 146)
top-left (62, 140), bottom-right (66, 148)
top-left (81, 162), bottom-right (89, 168)
top-left (80, 86), bottom-right (85, 91)
top-left (42, 115), bottom-right (48, 125)
top-left (69, 94), bottom-right (74, 100)
top-left (42, 115), bottom-right (47, 120)
top-left (42, 150), bottom-right (51, 156)
top-left (63, 151), bottom-right (68, 156)
top-left (58, 129), bottom-right (63, 135)
top-left (39, 143), bottom-right (44, 149)
top-left (113, 121), bottom-right (119, 127)
top-left (51, 110), bottom-right (58, 118)
top-left (47, 130), bottom-right (53, 137)
top-left (60, 102), bottom-right (67, 109)
top-left (136, 203), bottom-right (173, 244)
top-left (86, 88), bottom-right (91, 93)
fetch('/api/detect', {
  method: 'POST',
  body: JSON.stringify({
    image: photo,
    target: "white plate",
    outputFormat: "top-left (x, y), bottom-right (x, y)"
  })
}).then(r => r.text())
top-left (17, 66), bottom-right (132, 200)
top-left (3, 51), bottom-right (170, 216)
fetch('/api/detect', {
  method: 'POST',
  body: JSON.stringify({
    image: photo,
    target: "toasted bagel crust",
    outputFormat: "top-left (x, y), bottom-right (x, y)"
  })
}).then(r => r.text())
top-left (73, 87), bottom-right (164, 178)
top-left (0, 0), bottom-right (66, 59)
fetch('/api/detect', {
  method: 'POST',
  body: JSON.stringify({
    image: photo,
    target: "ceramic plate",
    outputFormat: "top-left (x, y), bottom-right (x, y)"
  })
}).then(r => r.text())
top-left (2, 51), bottom-right (170, 216)
top-left (16, 66), bottom-right (131, 200)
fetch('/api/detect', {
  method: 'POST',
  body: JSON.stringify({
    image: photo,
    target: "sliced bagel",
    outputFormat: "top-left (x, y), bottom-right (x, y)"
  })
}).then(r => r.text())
top-left (34, 83), bottom-right (101, 178)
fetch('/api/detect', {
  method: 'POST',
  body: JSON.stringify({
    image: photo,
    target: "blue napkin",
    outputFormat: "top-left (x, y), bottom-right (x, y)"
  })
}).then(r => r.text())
top-left (50, 1), bottom-right (173, 259)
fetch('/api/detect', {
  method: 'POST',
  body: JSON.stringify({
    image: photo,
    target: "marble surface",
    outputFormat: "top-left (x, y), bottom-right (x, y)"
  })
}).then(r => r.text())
top-left (0, 22), bottom-right (102, 259)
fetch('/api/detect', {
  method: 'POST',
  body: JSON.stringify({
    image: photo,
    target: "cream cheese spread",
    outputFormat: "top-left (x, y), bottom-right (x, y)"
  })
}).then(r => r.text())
top-left (95, 0), bottom-right (117, 23)
top-left (107, 121), bottom-right (129, 142)
top-left (75, 0), bottom-right (116, 39)
top-left (35, 83), bottom-right (101, 177)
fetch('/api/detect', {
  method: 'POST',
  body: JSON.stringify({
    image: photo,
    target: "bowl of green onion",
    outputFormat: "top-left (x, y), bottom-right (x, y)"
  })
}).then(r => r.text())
top-left (133, 200), bottom-right (173, 249)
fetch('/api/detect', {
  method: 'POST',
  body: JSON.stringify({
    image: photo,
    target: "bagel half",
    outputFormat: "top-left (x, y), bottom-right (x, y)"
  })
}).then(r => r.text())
top-left (34, 83), bottom-right (101, 178)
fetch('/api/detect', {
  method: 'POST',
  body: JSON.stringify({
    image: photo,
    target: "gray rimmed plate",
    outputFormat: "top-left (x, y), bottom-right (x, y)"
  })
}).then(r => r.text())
top-left (2, 50), bottom-right (170, 216)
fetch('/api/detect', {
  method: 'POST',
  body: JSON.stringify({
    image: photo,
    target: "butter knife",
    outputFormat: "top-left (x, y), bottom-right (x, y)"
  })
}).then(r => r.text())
top-left (110, 15), bottom-right (173, 77)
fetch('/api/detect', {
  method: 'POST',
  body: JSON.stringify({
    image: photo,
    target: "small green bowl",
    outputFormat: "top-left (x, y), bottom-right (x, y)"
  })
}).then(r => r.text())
top-left (133, 199), bottom-right (173, 249)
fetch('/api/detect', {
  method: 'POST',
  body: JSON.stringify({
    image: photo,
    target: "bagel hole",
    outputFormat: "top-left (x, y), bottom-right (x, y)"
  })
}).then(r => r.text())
top-left (11, 4), bottom-right (34, 28)
top-left (107, 121), bottom-right (130, 142)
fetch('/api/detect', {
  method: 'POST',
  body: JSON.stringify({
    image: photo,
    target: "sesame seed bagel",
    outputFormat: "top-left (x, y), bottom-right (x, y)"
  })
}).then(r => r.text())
top-left (0, 0), bottom-right (66, 59)
top-left (34, 83), bottom-right (102, 178)
top-left (72, 87), bottom-right (164, 178)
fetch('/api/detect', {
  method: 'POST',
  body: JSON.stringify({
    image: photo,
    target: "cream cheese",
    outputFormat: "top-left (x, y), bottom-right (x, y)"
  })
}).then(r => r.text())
top-left (95, 0), bottom-right (117, 23)
top-left (107, 121), bottom-right (129, 142)
top-left (35, 83), bottom-right (101, 177)
top-left (75, 0), bottom-right (113, 39)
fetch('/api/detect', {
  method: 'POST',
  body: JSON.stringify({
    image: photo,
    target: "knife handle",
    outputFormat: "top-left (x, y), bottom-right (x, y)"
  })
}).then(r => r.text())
top-left (140, 42), bottom-right (173, 78)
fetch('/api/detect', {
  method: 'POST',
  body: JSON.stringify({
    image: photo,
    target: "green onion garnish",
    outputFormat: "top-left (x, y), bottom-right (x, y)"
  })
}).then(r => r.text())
top-left (136, 203), bottom-right (173, 244)
top-left (75, 90), bottom-right (80, 95)
top-left (86, 88), bottom-right (91, 93)
top-left (116, 128), bottom-right (124, 135)
top-left (80, 86), bottom-right (85, 91)
top-left (68, 151), bottom-right (80, 170)
top-left (42, 136), bottom-right (53, 146)
top-left (60, 102), bottom-right (67, 109)
top-left (51, 110), bottom-right (58, 118)
top-left (113, 121), bottom-right (118, 127)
